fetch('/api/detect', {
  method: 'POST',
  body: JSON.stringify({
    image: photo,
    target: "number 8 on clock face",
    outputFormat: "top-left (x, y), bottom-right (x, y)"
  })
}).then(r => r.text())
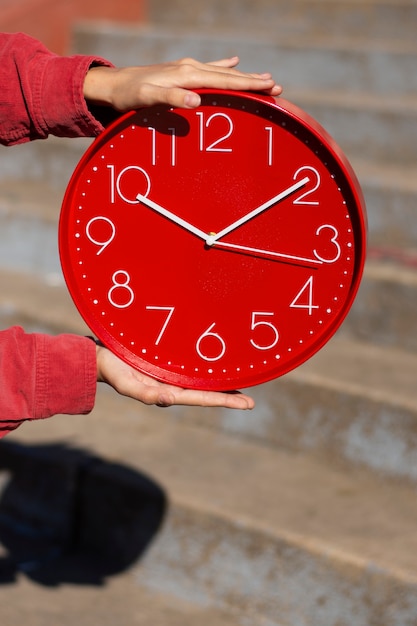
top-left (59, 90), bottom-right (367, 390)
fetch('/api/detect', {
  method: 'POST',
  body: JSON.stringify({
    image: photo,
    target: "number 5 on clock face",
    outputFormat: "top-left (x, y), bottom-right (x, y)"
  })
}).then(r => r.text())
top-left (59, 90), bottom-right (367, 390)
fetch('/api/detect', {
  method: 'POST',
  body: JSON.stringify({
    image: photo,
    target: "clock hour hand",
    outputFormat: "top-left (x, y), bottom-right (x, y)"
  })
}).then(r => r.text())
top-left (206, 177), bottom-right (310, 246)
top-left (210, 239), bottom-right (323, 268)
top-left (136, 194), bottom-right (208, 241)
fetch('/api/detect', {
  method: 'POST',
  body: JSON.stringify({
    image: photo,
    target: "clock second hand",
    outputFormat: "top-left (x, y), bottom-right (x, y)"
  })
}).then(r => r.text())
top-left (136, 193), bottom-right (208, 241)
top-left (210, 239), bottom-right (323, 268)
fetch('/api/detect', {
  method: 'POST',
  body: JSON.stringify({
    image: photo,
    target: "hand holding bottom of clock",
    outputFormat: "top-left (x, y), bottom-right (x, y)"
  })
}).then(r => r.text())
top-left (96, 344), bottom-right (255, 410)
top-left (84, 57), bottom-right (282, 112)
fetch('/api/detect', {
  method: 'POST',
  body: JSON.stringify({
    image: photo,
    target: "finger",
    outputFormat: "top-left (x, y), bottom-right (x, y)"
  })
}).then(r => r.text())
top-left (208, 64), bottom-right (275, 81)
top-left (183, 68), bottom-right (281, 100)
top-left (154, 79), bottom-right (280, 109)
top-left (129, 378), bottom-right (255, 409)
top-left (174, 57), bottom-right (278, 84)
top-left (206, 56), bottom-right (241, 69)
top-left (204, 56), bottom-right (240, 71)
top-left (198, 58), bottom-right (277, 83)
top-left (155, 387), bottom-right (255, 410)
top-left (137, 83), bottom-right (202, 109)
top-left (181, 82), bottom-right (282, 109)
top-left (198, 57), bottom-right (268, 78)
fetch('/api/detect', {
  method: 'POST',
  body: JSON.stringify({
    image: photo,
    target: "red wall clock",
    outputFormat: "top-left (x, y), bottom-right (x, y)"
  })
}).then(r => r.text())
top-left (59, 90), bottom-right (367, 390)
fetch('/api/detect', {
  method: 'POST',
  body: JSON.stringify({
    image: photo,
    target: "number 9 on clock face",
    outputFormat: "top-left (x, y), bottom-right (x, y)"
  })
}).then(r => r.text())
top-left (59, 90), bottom-right (367, 390)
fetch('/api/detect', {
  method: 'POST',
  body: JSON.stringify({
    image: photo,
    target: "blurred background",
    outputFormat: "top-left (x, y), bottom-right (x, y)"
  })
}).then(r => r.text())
top-left (1, 2), bottom-right (417, 625)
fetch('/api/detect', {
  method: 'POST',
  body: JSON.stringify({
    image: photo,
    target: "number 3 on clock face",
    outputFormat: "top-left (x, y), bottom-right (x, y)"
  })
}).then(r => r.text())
top-left (59, 90), bottom-right (367, 390)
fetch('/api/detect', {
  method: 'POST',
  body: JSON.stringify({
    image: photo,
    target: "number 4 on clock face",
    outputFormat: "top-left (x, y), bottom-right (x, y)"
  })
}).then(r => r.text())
top-left (59, 90), bottom-right (367, 390)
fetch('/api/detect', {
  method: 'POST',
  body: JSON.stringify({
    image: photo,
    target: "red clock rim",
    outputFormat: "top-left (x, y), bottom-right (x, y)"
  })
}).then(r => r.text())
top-left (59, 89), bottom-right (367, 390)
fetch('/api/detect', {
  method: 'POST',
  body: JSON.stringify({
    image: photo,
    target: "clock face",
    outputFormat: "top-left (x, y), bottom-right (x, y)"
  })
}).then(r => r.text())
top-left (59, 90), bottom-right (367, 390)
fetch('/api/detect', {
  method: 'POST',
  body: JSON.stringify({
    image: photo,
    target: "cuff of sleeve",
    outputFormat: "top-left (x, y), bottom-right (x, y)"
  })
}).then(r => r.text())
top-left (38, 53), bottom-right (115, 138)
top-left (33, 333), bottom-right (97, 419)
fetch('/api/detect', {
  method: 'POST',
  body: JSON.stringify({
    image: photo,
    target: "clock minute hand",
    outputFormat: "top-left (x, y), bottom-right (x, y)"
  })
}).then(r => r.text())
top-left (136, 194), bottom-right (208, 241)
top-left (206, 176), bottom-right (310, 246)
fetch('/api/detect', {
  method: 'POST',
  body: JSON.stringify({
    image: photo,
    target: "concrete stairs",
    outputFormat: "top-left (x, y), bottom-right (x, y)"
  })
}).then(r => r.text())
top-left (0, 0), bottom-right (145, 54)
top-left (1, 2), bottom-right (417, 624)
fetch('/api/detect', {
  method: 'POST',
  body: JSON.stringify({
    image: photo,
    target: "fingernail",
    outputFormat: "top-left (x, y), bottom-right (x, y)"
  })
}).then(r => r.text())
top-left (184, 93), bottom-right (201, 108)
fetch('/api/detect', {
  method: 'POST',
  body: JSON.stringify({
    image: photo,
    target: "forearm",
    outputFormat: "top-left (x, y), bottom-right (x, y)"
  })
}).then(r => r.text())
top-left (0, 35), bottom-right (281, 146)
top-left (0, 32), bottom-right (114, 146)
top-left (0, 327), bottom-right (97, 438)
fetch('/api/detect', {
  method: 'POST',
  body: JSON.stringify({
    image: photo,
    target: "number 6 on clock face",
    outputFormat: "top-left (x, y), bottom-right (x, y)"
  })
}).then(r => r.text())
top-left (59, 90), bottom-right (367, 390)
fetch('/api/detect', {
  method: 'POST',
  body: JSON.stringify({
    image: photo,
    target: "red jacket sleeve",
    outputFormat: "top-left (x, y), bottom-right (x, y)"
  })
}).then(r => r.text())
top-left (0, 328), bottom-right (97, 437)
top-left (0, 33), bottom-right (114, 436)
top-left (0, 31), bottom-right (114, 145)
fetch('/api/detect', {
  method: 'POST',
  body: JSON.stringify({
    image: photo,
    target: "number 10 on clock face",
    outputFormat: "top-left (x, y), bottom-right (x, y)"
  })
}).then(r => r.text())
top-left (59, 90), bottom-right (367, 390)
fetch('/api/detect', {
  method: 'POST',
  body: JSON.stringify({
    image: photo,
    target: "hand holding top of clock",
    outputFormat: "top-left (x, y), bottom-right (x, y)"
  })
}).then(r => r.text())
top-left (83, 56), bottom-right (282, 112)
top-left (96, 344), bottom-right (255, 409)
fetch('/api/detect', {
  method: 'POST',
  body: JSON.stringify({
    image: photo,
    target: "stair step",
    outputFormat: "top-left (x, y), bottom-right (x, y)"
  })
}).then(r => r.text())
top-left (5, 391), bottom-right (417, 625)
top-left (176, 334), bottom-right (417, 485)
top-left (0, 554), bottom-right (243, 626)
top-left (145, 0), bottom-right (417, 45)
top-left (72, 22), bottom-right (417, 96)
top-left (0, 136), bottom-right (91, 189)
top-left (0, 268), bottom-right (88, 336)
top-left (343, 253), bottom-right (417, 352)
top-left (1, 266), bottom-right (417, 483)
top-left (287, 89), bottom-right (417, 167)
top-left (0, 180), bottom-right (63, 278)
top-left (312, 87), bottom-right (410, 165)
top-left (348, 159), bottom-right (417, 249)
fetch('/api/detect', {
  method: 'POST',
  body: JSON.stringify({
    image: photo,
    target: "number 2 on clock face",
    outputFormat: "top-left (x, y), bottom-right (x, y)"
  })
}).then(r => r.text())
top-left (59, 90), bottom-right (366, 390)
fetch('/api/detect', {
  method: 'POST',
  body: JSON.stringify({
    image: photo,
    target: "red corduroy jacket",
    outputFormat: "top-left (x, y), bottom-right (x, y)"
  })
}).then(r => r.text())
top-left (0, 32), bottom-right (113, 437)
